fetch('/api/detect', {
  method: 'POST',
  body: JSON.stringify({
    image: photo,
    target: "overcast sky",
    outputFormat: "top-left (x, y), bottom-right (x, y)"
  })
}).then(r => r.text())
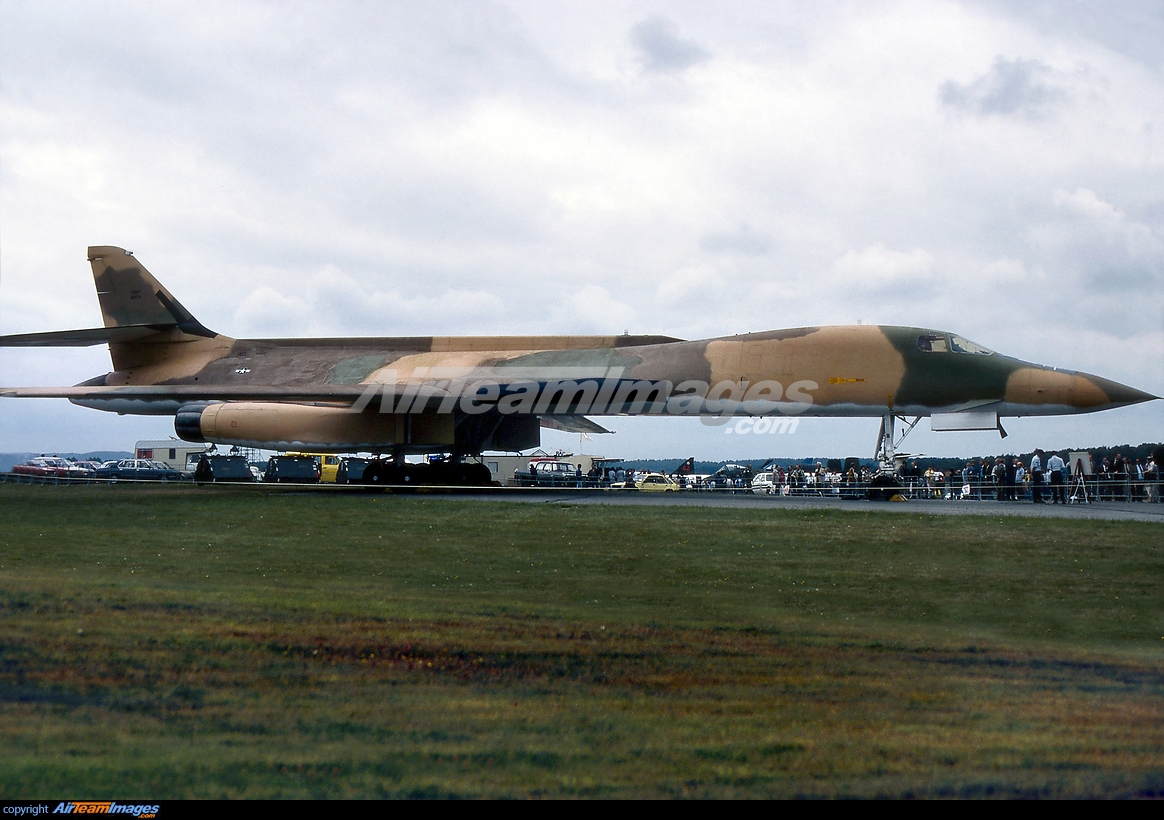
top-left (1, 0), bottom-right (1161, 461)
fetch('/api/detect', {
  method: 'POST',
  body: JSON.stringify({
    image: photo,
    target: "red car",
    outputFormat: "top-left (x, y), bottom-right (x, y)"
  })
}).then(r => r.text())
top-left (12, 457), bottom-right (94, 478)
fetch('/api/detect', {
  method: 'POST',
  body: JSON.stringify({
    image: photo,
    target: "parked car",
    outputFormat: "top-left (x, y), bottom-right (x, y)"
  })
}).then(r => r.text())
top-left (194, 455), bottom-right (256, 483)
top-left (94, 459), bottom-right (185, 481)
top-left (12, 457), bottom-right (93, 479)
top-left (751, 471), bottom-right (777, 494)
top-left (635, 473), bottom-right (680, 492)
top-left (513, 460), bottom-right (583, 487)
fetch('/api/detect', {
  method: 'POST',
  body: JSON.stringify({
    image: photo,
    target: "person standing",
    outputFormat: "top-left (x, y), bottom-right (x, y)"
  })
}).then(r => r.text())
top-left (1152, 448), bottom-right (1164, 503)
top-left (974, 457), bottom-right (987, 500)
top-left (994, 457), bottom-right (1007, 500)
top-left (1113, 455), bottom-right (1129, 502)
top-left (1030, 449), bottom-right (1044, 503)
top-left (1047, 451), bottom-right (1067, 504)
top-left (1132, 458), bottom-right (1145, 501)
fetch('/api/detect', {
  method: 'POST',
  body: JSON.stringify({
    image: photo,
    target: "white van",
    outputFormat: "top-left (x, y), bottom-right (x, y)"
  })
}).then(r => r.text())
top-left (751, 471), bottom-right (777, 494)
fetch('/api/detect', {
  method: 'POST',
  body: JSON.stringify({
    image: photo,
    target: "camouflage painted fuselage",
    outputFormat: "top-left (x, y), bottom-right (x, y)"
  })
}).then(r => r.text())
top-left (76, 324), bottom-right (1147, 418)
top-left (1, 246), bottom-right (1155, 454)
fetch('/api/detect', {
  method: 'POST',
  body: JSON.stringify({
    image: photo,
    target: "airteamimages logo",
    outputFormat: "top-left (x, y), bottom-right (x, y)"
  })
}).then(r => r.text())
top-left (347, 366), bottom-right (819, 420)
top-left (49, 804), bottom-right (158, 818)
top-left (721, 417), bottom-right (800, 436)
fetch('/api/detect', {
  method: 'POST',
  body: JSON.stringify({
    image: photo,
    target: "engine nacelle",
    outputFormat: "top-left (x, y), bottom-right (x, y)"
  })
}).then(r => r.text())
top-left (175, 402), bottom-right (453, 453)
top-left (174, 402), bottom-right (539, 454)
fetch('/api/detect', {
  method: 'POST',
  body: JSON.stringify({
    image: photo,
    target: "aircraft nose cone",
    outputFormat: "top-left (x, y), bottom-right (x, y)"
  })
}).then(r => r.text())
top-left (1006, 367), bottom-right (1157, 410)
top-left (1082, 373), bottom-right (1158, 409)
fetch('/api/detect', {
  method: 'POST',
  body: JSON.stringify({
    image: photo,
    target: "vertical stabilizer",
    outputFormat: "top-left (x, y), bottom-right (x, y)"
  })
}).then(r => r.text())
top-left (86, 246), bottom-right (229, 378)
top-left (88, 246), bottom-right (215, 337)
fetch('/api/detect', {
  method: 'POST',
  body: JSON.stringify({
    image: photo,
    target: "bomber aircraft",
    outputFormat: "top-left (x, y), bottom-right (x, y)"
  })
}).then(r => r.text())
top-left (0, 246), bottom-right (1156, 485)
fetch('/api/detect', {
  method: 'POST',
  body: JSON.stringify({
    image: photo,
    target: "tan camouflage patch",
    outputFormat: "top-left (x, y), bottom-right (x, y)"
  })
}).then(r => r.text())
top-left (709, 326), bottom-right (905, 407)
top-left (365, 350), bottom-right (531, 383)
top-left (1006, 368), bottom-right (1109, 408)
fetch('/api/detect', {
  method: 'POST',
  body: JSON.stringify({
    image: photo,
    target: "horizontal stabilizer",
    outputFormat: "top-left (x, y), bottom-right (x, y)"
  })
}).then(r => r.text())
top-left (0, 384), bottom-right (371, 402)
top-left (0, 325), bottom-right (172, 347)
top-left (539, 415), bottom-right (613, 434)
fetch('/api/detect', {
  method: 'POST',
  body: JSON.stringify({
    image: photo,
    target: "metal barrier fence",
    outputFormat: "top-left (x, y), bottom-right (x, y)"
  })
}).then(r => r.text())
top-left (5, 470), bottom-right (1161, 500)
top-left (697, 474), bottom-right (1162, 502)
top-left (876, 474), bottom-right (1162, 503)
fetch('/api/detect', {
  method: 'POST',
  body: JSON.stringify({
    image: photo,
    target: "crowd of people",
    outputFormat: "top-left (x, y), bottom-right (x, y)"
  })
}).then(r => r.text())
top-left (900, 450), bottom-right (1163, 503)
top-left (523, 450), bottom-right (1164, 502)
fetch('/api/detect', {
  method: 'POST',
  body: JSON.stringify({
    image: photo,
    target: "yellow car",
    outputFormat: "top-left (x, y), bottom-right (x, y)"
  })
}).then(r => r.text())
top-left (635, 473), bottom-right (680, 492)
top-left (284, 452), bottom-right (342, 483)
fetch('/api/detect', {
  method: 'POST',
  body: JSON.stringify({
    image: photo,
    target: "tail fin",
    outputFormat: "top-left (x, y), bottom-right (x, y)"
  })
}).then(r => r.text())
top-left (87, 246), bottom-right (228, 377)
top-left (89, 246), bottom-right (215, 337)
top-left (0, 246), bottom-right (229, 381)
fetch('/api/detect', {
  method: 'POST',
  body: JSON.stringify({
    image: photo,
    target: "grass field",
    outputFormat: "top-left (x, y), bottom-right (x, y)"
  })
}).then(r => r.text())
top-left (1, 484), bottom-right (1162, 798)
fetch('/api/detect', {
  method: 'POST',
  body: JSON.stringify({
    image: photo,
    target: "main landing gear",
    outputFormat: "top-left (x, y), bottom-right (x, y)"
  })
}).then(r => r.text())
top-left (360, 460), bottom-right (493, 487)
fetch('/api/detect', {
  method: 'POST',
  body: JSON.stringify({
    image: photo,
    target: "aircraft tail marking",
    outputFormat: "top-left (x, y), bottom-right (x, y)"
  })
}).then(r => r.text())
top-left (89, 246), bottom-right (216, 337)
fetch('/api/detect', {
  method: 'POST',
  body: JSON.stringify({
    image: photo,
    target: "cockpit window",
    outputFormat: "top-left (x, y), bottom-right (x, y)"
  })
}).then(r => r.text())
top-left (950, 335), bottom-right (994, 355)
top-left (917, 333), bottom-right (995, 355)
top-left (916, 334), bottom-right (949, 353)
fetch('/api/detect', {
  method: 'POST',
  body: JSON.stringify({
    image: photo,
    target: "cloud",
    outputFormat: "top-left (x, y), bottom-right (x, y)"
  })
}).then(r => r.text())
top-left (700, 224), bottom-right (773, 256)
top-left (1037, 189), bottom-right (1164, 300)
top-left (233, 286), bottom-right (313, 337)
top-left (629, 15), bottom-right (709, 74)
top-left (569, 284), bottom-right (636, 333)
top-left (655, 265), bottom-right (725, 309)
top-left (232, 265), bottom-right (506, 338)
top-left (833, 245), bottom-right (935, 288)
top-left (1053, 187), bottom-right (1124, 221)
top-left (940, 56), bottom-right (1068, 117)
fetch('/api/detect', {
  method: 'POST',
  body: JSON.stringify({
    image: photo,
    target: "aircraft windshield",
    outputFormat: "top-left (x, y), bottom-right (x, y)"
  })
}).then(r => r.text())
top-left (917, 334), bottom-right (994, 355)
top-left (950, 335), bottom-right (994, 355)
top-left (916, 334), bottom-right (949, 353)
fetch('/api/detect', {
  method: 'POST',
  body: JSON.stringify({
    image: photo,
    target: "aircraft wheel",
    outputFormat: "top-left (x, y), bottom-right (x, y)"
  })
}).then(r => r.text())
top-left (363, 461), bottom-right (397, 485)
top-left (868, 474), bottom-right (901, 501)
top-left (446, 463), bottom-right (488, 486)
top-left (383, 465), bottom-right (406, 485)
top-left (444, 463), bottom-right (477, 485)
top-left (465, 463), bottom-right (492, 485)
top-left (400, 464), bottom-right (430, 485)
top-left (423, 463), bottom-right (448, 484)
